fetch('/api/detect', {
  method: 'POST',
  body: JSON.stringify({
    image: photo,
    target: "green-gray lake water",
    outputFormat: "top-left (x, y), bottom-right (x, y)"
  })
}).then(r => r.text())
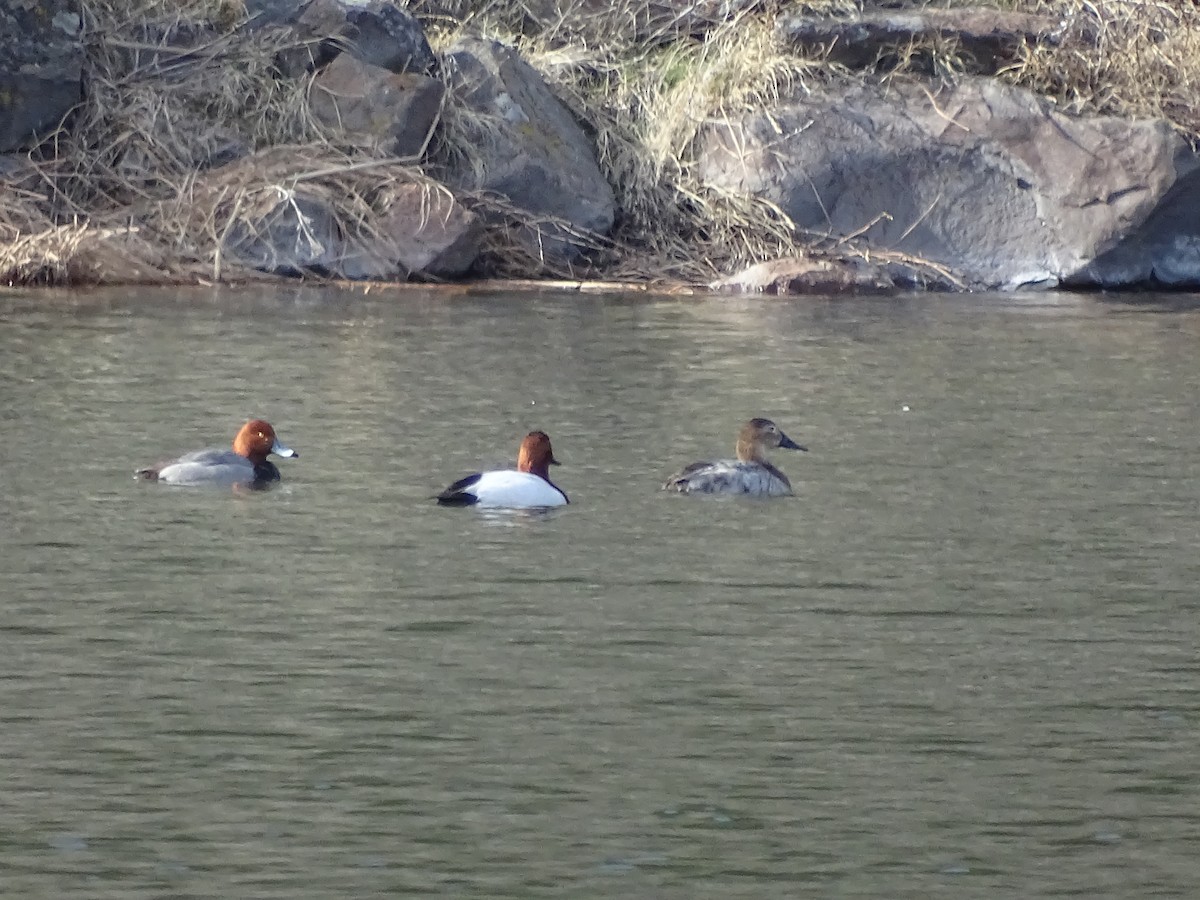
top-left (2, 286), bottom-right (1199, 898)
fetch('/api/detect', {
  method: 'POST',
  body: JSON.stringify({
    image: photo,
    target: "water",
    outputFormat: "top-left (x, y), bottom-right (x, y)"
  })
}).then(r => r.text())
top-left (2, 285), bottom-right (1200, 898)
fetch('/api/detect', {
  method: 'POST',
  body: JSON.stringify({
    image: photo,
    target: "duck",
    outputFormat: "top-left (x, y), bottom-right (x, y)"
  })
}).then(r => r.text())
top-left (437, 430), bottom-right (569, 508)
top-left (135, 418), bottom-right (298, 488)
top-left (663, 417), bottom-right (806, 496)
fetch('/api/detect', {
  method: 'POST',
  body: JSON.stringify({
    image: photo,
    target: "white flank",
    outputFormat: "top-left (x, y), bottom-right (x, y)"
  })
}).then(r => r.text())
top-left (468, 470), bottom-right (567, 508)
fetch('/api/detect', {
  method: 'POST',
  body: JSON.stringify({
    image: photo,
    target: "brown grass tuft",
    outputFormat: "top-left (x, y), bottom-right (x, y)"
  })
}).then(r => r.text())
top-left (1000, 0), bottom-right (1200, 136)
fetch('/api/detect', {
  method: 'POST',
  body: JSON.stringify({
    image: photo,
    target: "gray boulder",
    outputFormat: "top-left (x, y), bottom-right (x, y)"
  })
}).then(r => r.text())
top-left (223, 192), bottom-right (340, 276)
top-left (441, 37), bottom-right (616, 264)
top-left (478, 0), bottom-right (761, 46)
top-left (0, 0), bottom-right (82, 152)
top-left (778, 7), bottom-right (1065, 74)
top-left (208, 152), bottom-right (478, 280)
top-left (309, 54), bottom-right (444, 157)
top-left (249, 0), bottom-right (435, 76)
top-left (1067, 170), bottom-right (1200, 288)
top-left (697, 77), bottom-right (1196, 290)
top-left (333, 0), bottom-right (434, 73)
top-left (337, 182), bottom-right (481, 279)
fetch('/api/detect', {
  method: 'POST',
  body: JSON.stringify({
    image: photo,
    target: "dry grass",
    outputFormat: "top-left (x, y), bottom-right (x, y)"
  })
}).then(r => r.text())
top-left (6, 0), bottom-right (1200, 286)
top-left (446, 6), bottom-right (832, 282)
top-left (1002, 0), bottom-right (1200, 136)
top-left (143, 146), bottom-right (449, 281)
top-left (64, 0), bottom-right (322, 209)
top-left (0, 206), bottom-right (174, 286)
top-left (2, 0), bottom-right (326, 284)
top-left (424, 0), bottom-right (967, 283)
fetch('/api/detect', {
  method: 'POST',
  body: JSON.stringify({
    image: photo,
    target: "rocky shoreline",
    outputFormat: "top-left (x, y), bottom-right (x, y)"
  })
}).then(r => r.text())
top-left (3, 0), bottom-right (1198, 293)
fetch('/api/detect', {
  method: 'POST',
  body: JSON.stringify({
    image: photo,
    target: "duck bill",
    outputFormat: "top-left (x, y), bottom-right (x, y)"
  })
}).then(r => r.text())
top-left (271, 439), bottom-right (298, 458)
top-left (779, 434), bottom-right (807, 452)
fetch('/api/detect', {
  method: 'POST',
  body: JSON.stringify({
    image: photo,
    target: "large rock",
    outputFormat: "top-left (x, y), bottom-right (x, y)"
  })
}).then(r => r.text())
top-left (411, 0), bottom-right (760, 47)
top-left (248, 0), bottom-right (435, 77)
top-left (433, 0), bottom-right (760, 47)
top-left (309, 54), bottom-right (444, 157)
top-left (777, 7), bottom-right (1065, 74)
top-left (697, 78), bottom-right (1197, 290)
top-left (337, 181), bottom-right (481, 279)
top-left (223, 191), bottom-right (340, 276)
top-left (1067, 170), bottom-right (1200, 288)
top-left (441, 37), bottom-right (616, 264)
top-left (208, 150), bottom-right (478, 280)
top-left (330, 0), bottom-right (434, 73)
top-left (0, 0), bottom-right (82, 152)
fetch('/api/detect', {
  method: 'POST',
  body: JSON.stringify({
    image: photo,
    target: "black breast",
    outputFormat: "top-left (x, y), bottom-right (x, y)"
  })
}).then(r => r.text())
top-left (252, 460), bottom-right (282, 487)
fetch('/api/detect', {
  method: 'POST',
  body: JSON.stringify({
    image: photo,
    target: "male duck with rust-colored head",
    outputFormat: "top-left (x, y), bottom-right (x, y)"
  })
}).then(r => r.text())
top-left (436, 430), bottom-right (569, 508)
top-left (135, 418), bottom-right (298, 488)
top-left (663, 417), bottom-right (807, 496)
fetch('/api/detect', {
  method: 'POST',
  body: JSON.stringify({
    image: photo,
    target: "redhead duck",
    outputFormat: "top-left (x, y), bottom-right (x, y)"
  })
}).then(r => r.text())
top-left (437, 430), bottom-right (569, 508)
top-left (663, 417), bottom-right (806, 496)
top-left (135, 418), bottom-right (298, 488)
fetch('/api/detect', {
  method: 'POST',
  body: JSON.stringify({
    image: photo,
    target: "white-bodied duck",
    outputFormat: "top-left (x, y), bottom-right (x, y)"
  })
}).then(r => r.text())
top-left (437, 430), bottom-right (569, 509)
